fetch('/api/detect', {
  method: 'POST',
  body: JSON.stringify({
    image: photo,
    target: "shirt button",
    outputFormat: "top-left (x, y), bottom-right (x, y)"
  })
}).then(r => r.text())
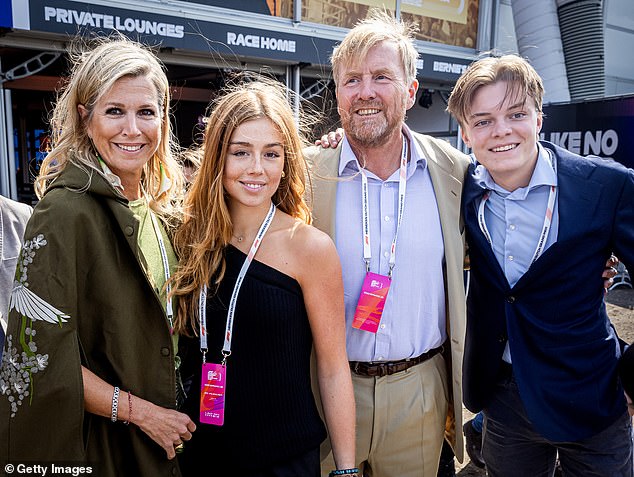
top-left (383, 183), bottom-right (389, 187)
top-left (378, 356), bottom-right (384, 361)
top-left (508, 255), bottom-right (514, 261)
top-left (160, 347), bottom-right (170, 356)
top-left (380, 323), bottom-right (386, 329)
top-left (384, 215), bottom-right (390, 222)
top-left (384, 251), bottom-right (389, 258)
top-left (509, 224), bottom-right (516, 231)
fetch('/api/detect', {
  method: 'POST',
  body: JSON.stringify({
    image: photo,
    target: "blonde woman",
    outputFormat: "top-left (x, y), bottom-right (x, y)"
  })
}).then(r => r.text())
top-left (0, 37), bottom-right (195, 476)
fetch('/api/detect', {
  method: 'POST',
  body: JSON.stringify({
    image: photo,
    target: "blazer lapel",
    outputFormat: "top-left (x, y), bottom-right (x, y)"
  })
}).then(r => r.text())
top-left (552, 154), bottom-right (601, 243)
top-left (417, 136), bottom-right (464, 238)
top-left (463, 164), bottom-right (512, 290)
top-left (514, 148), bottom-right (602, 288)
top-left (305, 145), bottom-right (341, 240)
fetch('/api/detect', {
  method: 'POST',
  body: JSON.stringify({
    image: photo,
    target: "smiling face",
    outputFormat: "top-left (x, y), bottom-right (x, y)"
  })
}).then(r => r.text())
top-left (222, 117), bottom-right (285, 211)
top-left (461, 81), bottom-right (543, 191)
top-left (80, 75), bottom-right (161, 197)
top-left (335, 41), bottom-right (418, 148)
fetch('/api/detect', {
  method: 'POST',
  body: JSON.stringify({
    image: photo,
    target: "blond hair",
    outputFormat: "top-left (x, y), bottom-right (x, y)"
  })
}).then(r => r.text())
top-left (170, 76), bottom-right (313, 335)
top-left (331, 8), bottom-right (419, 86)
top-left (447, 54), bottom-right (545, 127)
top-left (35, 35), bottom-right (183, 221)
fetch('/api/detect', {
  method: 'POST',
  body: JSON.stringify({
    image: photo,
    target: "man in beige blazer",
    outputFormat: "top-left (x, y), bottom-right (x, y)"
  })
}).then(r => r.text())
top-left (305, 9), bottom-right (470, 477)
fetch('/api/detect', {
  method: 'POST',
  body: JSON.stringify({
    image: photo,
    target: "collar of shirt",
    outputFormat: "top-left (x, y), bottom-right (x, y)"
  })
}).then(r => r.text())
top-left (473, 142), bottom-right (557, 200)
top-left (99, 159), bottom-right (124, 191)
top-left (337, 124), bottom-right (428, 180)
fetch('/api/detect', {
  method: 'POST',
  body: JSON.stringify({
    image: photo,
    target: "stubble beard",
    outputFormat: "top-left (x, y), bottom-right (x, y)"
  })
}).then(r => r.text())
top-left (340, 102), bottom-right (406, 149)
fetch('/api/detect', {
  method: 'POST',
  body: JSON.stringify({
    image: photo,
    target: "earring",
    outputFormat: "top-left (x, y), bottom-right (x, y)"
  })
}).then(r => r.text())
top-left (281, 170), bottom-right (286, 178)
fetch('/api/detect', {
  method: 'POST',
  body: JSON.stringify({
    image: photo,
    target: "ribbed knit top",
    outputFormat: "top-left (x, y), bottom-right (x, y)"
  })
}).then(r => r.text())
top-left (178, 245), bottom-right (326, 472)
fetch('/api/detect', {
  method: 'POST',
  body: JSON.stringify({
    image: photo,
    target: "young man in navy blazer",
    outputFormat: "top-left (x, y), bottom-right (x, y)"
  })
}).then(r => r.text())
top-left (447, 54), bottom-right (634, 476)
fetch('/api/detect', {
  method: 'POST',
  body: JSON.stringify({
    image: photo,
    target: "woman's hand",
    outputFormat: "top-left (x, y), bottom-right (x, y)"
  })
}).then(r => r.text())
top-left (131, 396), bottom-right (197, 460)
top-left (82, 366), bottom-right (196, 460)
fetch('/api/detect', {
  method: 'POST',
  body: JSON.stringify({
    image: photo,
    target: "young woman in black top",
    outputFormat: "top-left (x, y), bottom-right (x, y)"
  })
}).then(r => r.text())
top-left (170, 78), bottom-right (356, 477)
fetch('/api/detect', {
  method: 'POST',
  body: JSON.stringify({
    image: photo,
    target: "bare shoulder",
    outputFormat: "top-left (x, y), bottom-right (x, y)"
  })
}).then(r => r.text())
top-left (285, 219), bottom-right (341, 284)
top-left (260, 213), bottom-right (339, 281)
top-left (291, 220), bottom-right (338, 261)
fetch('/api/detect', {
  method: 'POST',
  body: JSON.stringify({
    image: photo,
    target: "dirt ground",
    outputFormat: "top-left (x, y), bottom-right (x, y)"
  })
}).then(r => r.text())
top-left (455, 287), bottom-right (634, 476)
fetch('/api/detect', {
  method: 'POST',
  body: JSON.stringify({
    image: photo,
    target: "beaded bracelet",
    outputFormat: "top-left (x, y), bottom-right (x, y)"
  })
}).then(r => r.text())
top-left (111, 386), bottom-right (120, 422)
top-left (329, 469), bottom-right (359, 476)
top-left (123, 391), bottom-right (132, 426)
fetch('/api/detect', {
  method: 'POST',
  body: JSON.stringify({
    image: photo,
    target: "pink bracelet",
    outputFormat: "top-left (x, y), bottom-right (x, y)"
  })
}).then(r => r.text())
top-left (123, 391), bottom-right (132, 425)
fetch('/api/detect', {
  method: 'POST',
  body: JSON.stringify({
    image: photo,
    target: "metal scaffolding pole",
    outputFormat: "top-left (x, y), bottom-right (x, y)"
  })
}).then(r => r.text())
top-left (0, 58), bottom-right (12, 198)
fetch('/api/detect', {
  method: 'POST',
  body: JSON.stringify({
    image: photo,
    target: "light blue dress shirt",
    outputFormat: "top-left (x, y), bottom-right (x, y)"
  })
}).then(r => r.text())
top-left (335, 125), bottom-right (446, 362)
top-left (474, 143), bottom-right (559, 362)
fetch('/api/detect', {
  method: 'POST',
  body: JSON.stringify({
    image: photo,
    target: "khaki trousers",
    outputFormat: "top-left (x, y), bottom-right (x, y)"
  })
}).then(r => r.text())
top-left (321, 353), bottom-right (449, 477)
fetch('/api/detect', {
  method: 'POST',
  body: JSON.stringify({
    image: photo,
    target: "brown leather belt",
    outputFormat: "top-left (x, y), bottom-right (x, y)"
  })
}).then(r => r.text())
top-left (349, 344), bottom-right (445, 377)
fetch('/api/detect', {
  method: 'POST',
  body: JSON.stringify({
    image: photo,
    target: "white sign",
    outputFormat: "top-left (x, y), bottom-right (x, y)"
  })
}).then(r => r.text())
top-left (227, 32), bottom-right (296, 53)
top-left (43, 6), bottom-right (185, 39)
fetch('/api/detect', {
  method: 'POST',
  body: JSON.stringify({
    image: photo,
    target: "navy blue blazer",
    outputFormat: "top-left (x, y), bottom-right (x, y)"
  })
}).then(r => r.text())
top-left (462, 141), bottom-right (634, 442)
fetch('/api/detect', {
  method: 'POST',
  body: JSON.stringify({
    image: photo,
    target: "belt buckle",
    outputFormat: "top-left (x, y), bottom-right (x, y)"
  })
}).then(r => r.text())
top-left (376, 363), bottom-right (388, 377)
top-left (402, 358), bottom-right (412, 373)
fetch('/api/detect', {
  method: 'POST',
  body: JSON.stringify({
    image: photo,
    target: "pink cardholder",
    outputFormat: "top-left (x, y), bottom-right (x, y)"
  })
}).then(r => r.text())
top-left (200, 362), bottom-right (226, 426)
top-left (352, 272), bottom-right (391, 333)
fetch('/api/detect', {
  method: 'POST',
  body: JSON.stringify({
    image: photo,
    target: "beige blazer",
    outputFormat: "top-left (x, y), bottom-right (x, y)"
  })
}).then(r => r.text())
top-left (304, 132), bottom-right (470, 461)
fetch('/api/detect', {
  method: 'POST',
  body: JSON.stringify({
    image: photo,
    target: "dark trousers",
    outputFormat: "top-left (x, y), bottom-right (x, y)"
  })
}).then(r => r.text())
top-left (482, 371), bottom-right (633, 477)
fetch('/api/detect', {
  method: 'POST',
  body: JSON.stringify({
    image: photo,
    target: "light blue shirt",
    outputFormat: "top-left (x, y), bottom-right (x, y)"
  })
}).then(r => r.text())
top-left (475, 143), bottom-right (559, 362)
top-left (335, 126), bottom-right (446, 362)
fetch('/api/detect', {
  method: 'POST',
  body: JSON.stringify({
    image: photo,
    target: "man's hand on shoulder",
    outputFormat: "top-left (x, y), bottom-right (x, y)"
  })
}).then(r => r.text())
top-left (315, 128), bottom-right (345, 149)
top-left (603, 254), bottom-right (619, 294)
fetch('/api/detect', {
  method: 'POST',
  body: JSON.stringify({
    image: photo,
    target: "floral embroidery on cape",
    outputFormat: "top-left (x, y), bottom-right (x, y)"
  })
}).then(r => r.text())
top-left (0, 234), bottom-right (69, 417)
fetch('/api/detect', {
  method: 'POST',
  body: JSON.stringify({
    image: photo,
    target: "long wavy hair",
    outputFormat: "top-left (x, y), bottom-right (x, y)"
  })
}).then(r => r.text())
top-left (35, 35), bottom-right (183, 222)
top-left (171, 76), bottom-right (312, 335)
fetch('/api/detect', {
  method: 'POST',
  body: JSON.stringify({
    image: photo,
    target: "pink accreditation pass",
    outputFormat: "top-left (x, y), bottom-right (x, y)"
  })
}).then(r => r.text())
top-left (200, 362), bottom-right (226, 426)
top-left (352, 272), bottom-right (391, 333)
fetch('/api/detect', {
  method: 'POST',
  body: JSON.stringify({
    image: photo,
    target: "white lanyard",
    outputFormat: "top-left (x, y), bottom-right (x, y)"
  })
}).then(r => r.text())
top-left (477, 158), bottom-right (557, 265)
top-left (149, 211), bottom-right (174, 332)
top-left (361, 135), bottom-right (408, 278)
top-left (198, 202), bottom-right (276, 363)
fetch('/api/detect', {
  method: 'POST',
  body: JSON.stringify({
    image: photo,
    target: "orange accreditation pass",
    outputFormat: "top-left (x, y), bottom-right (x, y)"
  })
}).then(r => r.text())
top-left (352, 271), bottom-right (391, 333)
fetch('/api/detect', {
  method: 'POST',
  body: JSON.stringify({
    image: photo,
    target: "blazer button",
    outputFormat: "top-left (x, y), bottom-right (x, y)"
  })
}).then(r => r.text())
top-left (507, 296), bottom-right (516, 303)
top-left (498, 335), bottom-right (506, 343)
top-left (124, 225), bottom-right (135, 236)
top-left (160, 347), bottom-right (170, 356)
